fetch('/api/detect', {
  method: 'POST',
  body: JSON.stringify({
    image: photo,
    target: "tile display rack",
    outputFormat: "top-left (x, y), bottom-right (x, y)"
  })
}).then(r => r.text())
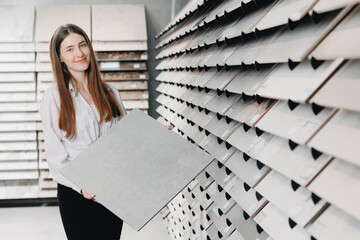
top-left (155, 0), bottom-right (360, 239)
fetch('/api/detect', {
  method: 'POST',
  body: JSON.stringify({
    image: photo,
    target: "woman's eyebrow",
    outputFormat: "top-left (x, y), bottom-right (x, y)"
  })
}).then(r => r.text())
top-left (64, 41), bottom-right (86, 49)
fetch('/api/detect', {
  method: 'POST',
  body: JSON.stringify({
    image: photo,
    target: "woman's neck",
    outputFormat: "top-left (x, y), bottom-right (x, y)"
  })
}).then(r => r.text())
top-left (71, 70), bottom-right (88, 91)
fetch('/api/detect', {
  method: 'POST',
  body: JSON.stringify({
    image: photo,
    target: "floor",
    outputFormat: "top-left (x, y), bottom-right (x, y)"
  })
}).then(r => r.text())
top-left (0, 206), bottom-right (170, 240)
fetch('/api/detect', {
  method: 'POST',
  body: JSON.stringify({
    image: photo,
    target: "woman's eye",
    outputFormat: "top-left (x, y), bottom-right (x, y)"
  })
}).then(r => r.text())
top-left (80, 43), bottom-right (87, 47)
top-left (66, 48), bottom-right (73, 52)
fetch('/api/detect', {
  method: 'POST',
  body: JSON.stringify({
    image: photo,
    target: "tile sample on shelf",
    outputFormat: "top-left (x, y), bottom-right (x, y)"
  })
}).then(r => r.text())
top-left (205, 160), bottom-right (235, 188)
top-left (188, 69), bottom-right (217, 87)
top-left (225, 30), bottom-right (282, 66)
top-left (226, 98), bottom-right (277, 127)
top-left (312, 0), bottom-right (360, 14)
top-left (35, 5), bottom-right (91, 42)
top-left (204, 45), bottom-right (239, 67)
top-left (224, 65), bottom-right (276, 96)
top-left (308, 158), bottom-right (360, 221)
top-left (224, 150), bottom-right (271, 187)
top-left (256, 59), bottom-right (344, 103)
top-left (255, 170), bottom-right (327, 227)
top-left (204, 116), bottom-right (240, 140)
top-left (200, 0), bottom-right (242, 26)
top-left (254, 0), bottom-right (318, 31)
top-left (310, 5), bottom-right (360, 60)
top-left (0, 179), bottom-right (38, 199)
top-left (223, 175), bottom-right (267, 217)
top-left (0, 6), bottom-right (35, 42)
top-left (226, 124), bottom-right (274, 159)
top-left (224, 2), bottom-right (276, 40)
top-left (254, 203), bottom-right (312, 240)
top-left (61, 109), bottom-right (214, 231)
top-left (255, 100), bottom-right (335, 145)
top-left (209, 183), bottom-right (236, 215)
top-left (204, 93), bottom-right (241, 115)
top-left (226, 229), bottom-right (246, 240)
top-left (92, 5), bottom-right (147, 51)
top-left (203, 18), bottom-right (241, 46)
top-left (205, 221), bottom-right (222, 240)
top-left (255, 9), bottom-right (348, 64)
top-left (256, 136), bottom-right (332, 186)
top-left (201, 134), bottom-right (237, 164)
top-left (307, 205), bottom-right (360, 240)
top-left (310, 59), bottom-right (360, 112)
top-left (211, 213), bottom-right (236, 239)
top-left (226, 203), bottom-right (270, 240)
top-left (307, 110), bottom-right (360, 166)
top-left (203, 69), bottom-right (240, 91)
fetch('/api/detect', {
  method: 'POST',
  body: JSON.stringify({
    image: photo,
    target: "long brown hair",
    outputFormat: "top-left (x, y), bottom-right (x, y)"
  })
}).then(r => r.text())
top-left (49, 24), bottom-right (122, 139)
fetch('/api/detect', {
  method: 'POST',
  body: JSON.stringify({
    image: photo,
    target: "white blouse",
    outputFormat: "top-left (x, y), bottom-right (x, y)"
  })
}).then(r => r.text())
top-left (40, 82), bottom-right (127, 193)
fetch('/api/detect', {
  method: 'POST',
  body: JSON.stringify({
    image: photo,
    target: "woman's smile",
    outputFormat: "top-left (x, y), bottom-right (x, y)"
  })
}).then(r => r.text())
top-left (75, 58), bottom-right (86, 64)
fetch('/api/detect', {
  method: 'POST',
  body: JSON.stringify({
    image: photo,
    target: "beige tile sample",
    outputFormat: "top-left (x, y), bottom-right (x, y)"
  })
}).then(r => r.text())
top-left (310, 59), bottom-right (360, 112)
top-left (255, 101), bottom-right (335, 145)
top-left (224, 150), bottom-right (271, 187)
top-left (35, 5), bottom-right (91, 42)
top-left (255, 170), bottom-right (327, 227)
top-left (256, 59), bottom-right (343, 103)
top-left (226, 124), bottom-right (274, 159)
top-left (255, 0), bottom-right (318, 31)
top-left (307, 110), bottom-right (360, 166)
top-left (308, 158), bottom-right (360, 221)
top-left (310, 5), bottom-right (360, 60)
top-left (226, 98), bottom-right (277, 127)
top-left (256, 10), bottom-right (347, 63)
top-left (256, 136), bottom-right (332, 186)
top-left (312, 0), bottom-right (360, 13)
top-left (254, 203), bottom-right (311, 240)
top-left (0, 6), bottom-right (35, 42)
top-left (308, 205), bottom-right (360, 240)
top-left (92, 4), bottom-right (147, 42)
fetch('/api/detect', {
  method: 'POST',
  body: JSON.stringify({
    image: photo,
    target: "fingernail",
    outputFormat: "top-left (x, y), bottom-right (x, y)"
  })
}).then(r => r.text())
top-left (91, 194), bottom-right (95, 197)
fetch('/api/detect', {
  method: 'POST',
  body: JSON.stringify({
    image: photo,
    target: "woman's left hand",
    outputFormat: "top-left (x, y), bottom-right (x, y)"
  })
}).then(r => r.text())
top-left (166, 124), bottom-right (174, 130)
top-left (81, 189), bottom-right (98, 203)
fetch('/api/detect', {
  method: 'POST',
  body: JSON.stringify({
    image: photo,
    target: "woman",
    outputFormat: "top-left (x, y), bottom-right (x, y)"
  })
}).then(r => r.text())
top-left (40, 24), bottom-right (125, 240)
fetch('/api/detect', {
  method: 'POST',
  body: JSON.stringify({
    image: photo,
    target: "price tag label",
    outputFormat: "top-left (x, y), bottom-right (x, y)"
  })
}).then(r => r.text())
top-left (100, 61), bottom-right (120, 70)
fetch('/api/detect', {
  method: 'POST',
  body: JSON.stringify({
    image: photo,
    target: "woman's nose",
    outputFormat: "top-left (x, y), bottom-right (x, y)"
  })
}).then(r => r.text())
top-left (75, 47), bottom-right (84, 57)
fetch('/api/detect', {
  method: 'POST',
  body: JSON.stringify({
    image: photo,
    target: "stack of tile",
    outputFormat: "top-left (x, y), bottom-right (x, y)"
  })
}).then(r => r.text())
top-left (92, 4), bottom-right (149, 112)
top-left (155, 0), bottom-right (360, 239)
top-left (0, 6), bottom-right (38, 199)
top-left (35, 5), bottom-right (92, 198)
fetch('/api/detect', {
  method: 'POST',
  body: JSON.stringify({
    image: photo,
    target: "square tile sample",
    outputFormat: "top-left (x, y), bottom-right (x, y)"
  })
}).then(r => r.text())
top-left (61, 109), bottom-right (214, 231)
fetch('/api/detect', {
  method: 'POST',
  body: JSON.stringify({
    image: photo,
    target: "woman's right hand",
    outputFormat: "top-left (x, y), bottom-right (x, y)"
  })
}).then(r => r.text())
top-left (81, 189), bottom-right (98, 202)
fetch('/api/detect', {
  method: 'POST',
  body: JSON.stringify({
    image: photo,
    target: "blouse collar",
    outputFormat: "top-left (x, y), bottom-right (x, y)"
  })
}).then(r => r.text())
top-left (68, 82), bottom-right (78, 97)
top-left (68, 81), bottom-right (112, 98)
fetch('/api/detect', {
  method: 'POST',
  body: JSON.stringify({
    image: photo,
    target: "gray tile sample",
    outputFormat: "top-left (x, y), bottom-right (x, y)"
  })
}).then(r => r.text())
top-left (60, 109), bottom-right (214, 231)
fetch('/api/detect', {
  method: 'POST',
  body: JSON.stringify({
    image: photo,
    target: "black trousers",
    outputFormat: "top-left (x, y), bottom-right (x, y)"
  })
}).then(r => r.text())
top-left (57, 184), bottom-right (123, 240)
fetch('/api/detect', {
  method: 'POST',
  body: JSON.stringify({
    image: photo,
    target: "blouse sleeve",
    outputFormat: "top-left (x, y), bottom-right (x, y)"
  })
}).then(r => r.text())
top-left (40, 86), bottom-right (81, 194)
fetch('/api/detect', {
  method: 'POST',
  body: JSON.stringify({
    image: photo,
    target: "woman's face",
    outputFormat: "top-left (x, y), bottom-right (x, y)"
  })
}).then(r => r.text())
top-left (59, 32), bottom-right (91, 74)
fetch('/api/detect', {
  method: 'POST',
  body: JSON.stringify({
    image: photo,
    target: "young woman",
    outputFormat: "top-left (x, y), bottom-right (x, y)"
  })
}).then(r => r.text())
top-left (40, 24), bottom-right (125, 239)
